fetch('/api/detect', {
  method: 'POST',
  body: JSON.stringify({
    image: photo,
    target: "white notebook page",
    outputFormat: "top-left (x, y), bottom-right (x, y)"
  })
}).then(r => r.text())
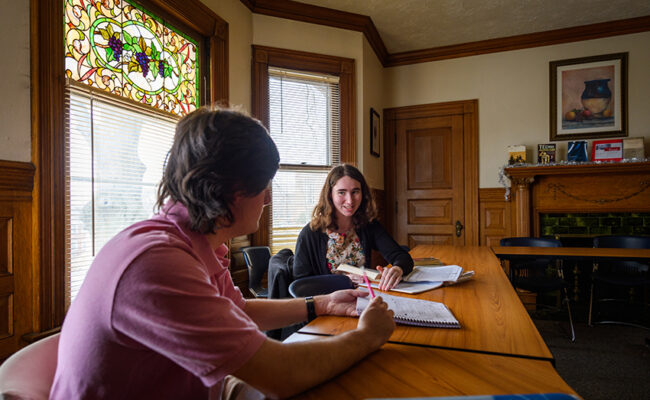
top-left (356, 291), bottom-right (459, 327)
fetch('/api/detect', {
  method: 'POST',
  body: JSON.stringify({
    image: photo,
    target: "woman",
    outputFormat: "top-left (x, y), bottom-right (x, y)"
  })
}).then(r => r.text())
top-left (293, 164), bottom-right (413, 290)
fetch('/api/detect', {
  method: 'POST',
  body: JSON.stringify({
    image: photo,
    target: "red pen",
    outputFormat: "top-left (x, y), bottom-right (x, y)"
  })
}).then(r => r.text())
top-left (361, 266), bottom-right (376, 298)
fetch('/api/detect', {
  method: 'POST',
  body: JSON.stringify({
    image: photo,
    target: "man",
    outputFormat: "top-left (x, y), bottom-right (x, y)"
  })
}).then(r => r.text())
top-left (51, 107), bottom-right (395, 399)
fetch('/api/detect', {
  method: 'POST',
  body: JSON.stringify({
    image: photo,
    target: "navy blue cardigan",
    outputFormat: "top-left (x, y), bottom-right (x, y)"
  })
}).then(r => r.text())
top-left (292, 220), bottom-right (413, 279)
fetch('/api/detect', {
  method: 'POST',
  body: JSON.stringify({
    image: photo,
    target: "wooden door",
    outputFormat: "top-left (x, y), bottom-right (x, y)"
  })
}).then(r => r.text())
top-left (385, 100), bottom-right (479, 248)
top-left (395, 115), bottom-right (464, 246)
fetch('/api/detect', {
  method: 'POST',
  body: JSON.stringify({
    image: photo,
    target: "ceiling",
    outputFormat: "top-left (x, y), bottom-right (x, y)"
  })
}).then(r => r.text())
top-left (293, 0), bottom-right (650, 53)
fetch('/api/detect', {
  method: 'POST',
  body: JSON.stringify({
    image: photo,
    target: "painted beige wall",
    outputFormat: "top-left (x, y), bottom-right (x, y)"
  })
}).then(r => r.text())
top-left (361, 37), bottom-right (387, 189)
top-left (0, 0), bottom-right (31, 162)
top-left (385, 32), bottom-right (650, 188)
top-left (202, 0), bottom-right (253, 109)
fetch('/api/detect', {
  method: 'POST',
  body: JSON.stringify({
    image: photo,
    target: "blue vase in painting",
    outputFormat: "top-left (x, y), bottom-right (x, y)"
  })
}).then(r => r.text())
top-left (581, 79), bottom-right (611, 115)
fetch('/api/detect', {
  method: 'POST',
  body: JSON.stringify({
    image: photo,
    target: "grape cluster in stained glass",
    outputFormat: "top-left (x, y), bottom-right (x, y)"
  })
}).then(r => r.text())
top-left (65, 0), bottom-right (199, 116)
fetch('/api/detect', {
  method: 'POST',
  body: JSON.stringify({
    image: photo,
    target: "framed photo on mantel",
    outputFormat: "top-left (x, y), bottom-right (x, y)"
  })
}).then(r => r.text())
top-left (549, 52), bottom-right (628, 141)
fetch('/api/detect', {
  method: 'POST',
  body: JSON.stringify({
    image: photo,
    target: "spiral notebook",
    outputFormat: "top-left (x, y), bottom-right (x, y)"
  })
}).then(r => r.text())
top-left (356, 292), bottom-right (460, 328)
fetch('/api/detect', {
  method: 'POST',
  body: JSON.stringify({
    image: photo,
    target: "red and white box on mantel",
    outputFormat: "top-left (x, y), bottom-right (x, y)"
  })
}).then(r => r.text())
top-left (591, 138), bottom-right (623, 162)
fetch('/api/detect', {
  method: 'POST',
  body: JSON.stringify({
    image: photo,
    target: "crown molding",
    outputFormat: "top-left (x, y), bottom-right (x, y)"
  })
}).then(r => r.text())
top-left (386, 15), bottom-right (650, 66)
top-left (241, 0), bottom-right (388, 65)
top-left (242, 1), bottom-right (650, 67)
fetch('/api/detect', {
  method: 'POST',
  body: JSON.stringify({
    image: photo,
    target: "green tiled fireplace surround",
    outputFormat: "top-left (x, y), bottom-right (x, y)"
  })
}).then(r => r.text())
top-left (541, 213), bottom-right (650, 237)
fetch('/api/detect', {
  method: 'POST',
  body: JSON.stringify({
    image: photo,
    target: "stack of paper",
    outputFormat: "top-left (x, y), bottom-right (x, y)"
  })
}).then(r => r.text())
top-left (372, 265), bottom-right (475, 294)
top-left (404, 265), bottom-right (464, 283)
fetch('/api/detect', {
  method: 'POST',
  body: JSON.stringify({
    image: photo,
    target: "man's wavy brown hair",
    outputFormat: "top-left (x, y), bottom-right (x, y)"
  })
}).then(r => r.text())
top-left (310, 164), bottom-right (377, 232)
top-left (156, 106), bottom-right (279, 234)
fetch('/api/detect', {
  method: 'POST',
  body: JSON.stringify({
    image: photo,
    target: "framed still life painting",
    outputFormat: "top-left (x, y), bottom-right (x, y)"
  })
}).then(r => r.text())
top-left (549, 52), bottom-right (628, 141)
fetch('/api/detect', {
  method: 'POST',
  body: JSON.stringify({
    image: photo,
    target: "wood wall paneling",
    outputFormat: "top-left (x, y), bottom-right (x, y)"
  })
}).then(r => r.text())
top-left (479, 188), bottom-right (513, 247)
top-left (0, 161), bottom-right (34, 357)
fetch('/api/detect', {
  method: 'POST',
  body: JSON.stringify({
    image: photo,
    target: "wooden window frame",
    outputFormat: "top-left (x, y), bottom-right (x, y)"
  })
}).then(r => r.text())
top-left (250, 45), bottom-right (356, 247)
top-left (31, 0), bottom-right (228, 330)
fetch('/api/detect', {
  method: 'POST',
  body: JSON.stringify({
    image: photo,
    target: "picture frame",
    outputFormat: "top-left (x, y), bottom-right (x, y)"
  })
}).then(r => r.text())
top-left (549, 52), bottom-right (627, 141)
top-left (370, 108), bottom-right (380, 157)
top-left (592, 138), bottom-right (623, 162)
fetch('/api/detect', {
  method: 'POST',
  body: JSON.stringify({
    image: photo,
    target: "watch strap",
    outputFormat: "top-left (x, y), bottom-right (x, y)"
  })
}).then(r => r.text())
top-left (305, 296), bottom-right (317, 322)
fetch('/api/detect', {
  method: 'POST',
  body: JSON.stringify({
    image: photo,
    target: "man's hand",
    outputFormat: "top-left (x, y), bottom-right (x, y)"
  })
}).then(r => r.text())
top-left (376, 265), bottom-right (403, 290)
top-left (357, 296), bottom-right (395, 347)
top-left (315, 289), bottom-right (368, 317)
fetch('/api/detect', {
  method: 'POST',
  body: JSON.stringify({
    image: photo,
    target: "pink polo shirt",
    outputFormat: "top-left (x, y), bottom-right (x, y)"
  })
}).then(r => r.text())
top-left (50, 202), bottom-right (267, 399)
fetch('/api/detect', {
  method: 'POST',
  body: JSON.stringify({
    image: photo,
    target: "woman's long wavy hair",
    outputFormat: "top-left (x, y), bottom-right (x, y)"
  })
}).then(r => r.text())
top-left (156, 106), bottom-right (279, 234)
top-left (310, 164), bottom-right (377, 232)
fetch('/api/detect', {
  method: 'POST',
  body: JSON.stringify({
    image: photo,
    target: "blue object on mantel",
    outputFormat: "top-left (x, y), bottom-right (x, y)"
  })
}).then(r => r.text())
top-left (567, 141), bottom-right (588, 162)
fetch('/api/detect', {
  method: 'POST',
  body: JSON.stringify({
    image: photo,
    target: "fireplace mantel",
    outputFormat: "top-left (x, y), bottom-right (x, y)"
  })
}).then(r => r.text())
top-left (505, 161), bottom-right (650, 236)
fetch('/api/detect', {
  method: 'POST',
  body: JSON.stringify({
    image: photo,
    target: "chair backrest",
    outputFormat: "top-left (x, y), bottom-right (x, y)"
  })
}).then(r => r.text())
top-left (593, 235), bottom-right (650, 249)
top-left (288, 275), bottom-right (354, 298)
top-left (593, 235), bottom-right (650, 275)
top-left (241, 246), bottom-right (271, 297)
top-left (0, 333), bottom-right (60, 400)
top-left (500, 237), bottom-right (562, 248)
top-left (499, 237), bottom-right (562, 279)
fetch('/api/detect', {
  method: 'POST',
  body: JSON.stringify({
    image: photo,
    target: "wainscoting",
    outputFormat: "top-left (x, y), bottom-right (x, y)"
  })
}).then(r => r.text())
top-left (479, 188), bottom-right (514, 246)
top-left (0, 160), bottom-right (35, 359)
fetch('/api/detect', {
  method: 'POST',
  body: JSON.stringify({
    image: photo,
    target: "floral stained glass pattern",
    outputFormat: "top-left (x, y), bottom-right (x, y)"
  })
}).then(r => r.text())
top-left (65, 0), bottom-right (199, 116)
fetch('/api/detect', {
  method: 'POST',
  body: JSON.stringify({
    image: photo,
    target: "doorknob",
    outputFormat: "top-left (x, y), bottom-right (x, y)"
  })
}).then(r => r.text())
top-left (455, 220), bottom-right (464, 237)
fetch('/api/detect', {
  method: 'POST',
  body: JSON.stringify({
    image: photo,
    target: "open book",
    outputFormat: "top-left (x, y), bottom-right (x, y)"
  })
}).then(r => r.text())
top-left (357, 292), bottom-right (460, 328)
top-left (336, 264), bottom-right (380, 280)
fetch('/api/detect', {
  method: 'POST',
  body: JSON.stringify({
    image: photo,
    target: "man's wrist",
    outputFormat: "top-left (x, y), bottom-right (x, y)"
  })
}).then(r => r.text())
top-left (312, 295), bottom-right (329, 317)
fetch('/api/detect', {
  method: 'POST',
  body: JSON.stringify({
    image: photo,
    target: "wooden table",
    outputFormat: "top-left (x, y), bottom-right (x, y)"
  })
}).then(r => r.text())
top-left (491, 245), bottom-right (650, 260)
top-left (285, 333), bottom-right (577, 400)
top-left (299, 245), bottom-right (553, 361)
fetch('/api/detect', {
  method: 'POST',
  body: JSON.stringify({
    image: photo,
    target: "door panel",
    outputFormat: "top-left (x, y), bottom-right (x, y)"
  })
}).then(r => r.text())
top-left (408, 199), bottom-right (452, 225)
top-left (396, 115), bottom-right (465, 246)
top-left (408, 234), bottom-right (453, 248)
top-left (407, 130), bottom-right (451, 189)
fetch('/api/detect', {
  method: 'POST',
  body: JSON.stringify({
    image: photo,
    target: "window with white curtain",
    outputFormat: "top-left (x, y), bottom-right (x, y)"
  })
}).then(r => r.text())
top-left (267, 67), bottom-right (341, 254)
top-left (65, 83), bottom-right (178, 304)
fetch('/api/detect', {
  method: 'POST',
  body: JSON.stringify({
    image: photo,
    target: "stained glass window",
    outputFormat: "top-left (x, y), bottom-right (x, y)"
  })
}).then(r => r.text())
top-left (64, 0), bottom-right (199, 116)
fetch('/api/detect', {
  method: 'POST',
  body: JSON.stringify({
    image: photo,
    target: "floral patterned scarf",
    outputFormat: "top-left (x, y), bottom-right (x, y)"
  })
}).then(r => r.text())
top-left (326, 229), bottom-right (365, 272)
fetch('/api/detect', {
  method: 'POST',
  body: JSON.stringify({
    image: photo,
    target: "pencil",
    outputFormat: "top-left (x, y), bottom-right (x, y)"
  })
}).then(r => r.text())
top-left (361, 266), bottom-right (376, 298)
